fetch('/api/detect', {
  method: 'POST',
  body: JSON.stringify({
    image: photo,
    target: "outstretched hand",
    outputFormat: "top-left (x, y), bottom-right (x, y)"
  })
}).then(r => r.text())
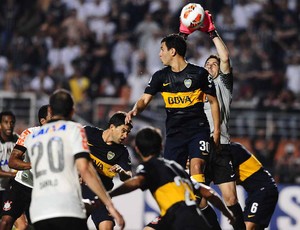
top-left (125, 110), bottom-right (136, 124)
top-left (179, 10), bottom-right (216, 37)
top-left (198, 10), bottom-right (216, 33)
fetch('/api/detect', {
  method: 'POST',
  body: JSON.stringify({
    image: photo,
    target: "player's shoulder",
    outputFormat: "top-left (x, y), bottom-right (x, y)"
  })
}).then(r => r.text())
top-left (84, 125), bottom-right (102, 136)
top-left (187, 63), bottom-right (208, 75)
top-left (153, 66), bottom-right (171, 76)
top-left (12, 133), bottom-right (19, 142)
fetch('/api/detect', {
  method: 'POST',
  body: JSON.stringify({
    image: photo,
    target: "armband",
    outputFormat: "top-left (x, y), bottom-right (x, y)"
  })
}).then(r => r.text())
top-left (208, 30), bottom-right (219, 39)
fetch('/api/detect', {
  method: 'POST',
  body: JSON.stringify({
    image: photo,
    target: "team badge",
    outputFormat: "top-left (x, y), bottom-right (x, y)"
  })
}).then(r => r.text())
top-left (107, 151), bottom-right (115, 160)
top-left (184, 79), bottom-right (192, 88)
top-left (3, 201), bottom-right (12, 211)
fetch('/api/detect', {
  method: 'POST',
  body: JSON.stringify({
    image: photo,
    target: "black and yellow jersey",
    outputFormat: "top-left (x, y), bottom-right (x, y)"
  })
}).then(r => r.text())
top-left (145, 63), bottom-right (216, 136)
top-left (231, 142), bottom-right (277, 193)
top-left (84, 126), bottom-right (131, 190)
top-left (136, 157), bottom-right (196, 216)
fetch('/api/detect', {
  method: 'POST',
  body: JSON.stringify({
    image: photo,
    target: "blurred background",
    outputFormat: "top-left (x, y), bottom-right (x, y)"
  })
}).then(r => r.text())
top-left (0, 0), bottom-right (299, 229)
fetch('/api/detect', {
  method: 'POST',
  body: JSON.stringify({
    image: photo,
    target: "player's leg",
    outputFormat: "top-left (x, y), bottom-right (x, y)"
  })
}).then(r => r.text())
top-left (90, 202), bottom-right (114, 230)
top-left (0, 183), bottom-right (30, 230)
top-left (219, 181), bottom-right (245, 229)
top-left (189, 133), bottom-right (221, 230)
top-left (213, 146), bottom-right (245, 230)
top-left (13, 214), bottom-right (28, 230)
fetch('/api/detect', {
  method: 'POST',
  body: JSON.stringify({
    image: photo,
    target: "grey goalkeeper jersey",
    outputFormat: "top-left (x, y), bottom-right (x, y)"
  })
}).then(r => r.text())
top-left (204, 72), bottom-right (233, 144)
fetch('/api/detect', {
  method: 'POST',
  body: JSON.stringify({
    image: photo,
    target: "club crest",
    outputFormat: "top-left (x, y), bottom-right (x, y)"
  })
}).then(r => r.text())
top-left (107, 151), bottom-right (115, 160)
top-left (184, 79), bottom-right (192, 88)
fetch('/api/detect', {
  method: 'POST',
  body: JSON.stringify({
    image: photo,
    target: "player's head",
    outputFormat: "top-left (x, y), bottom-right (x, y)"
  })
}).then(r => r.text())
top-left (204, 54), bottom-right (220, 78)
top-left (0, 111), bottom-right (16, 139)
top-left (49, 89), bottom-right (74, 119)
top-left (135, 127), bottom-right (162, 158)
top-left (107, 111), bottom-right (133, 144)
top-left (38, 105), bottom-right (51, 125)
top-left (160, 34), bottom-right (187, 65)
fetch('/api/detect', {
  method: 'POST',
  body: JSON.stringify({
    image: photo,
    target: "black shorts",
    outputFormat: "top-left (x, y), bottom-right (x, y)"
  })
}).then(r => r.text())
top-left (33, 217), bottom-right (88, 230)
top-left (0, 180), bottom-right (31, 220)
top-left (244, 187), bottom-right (278, 227)
top-left (81, 183), bottom-right (114, 228)
top-left (205, 144), bottom-right (236, 185)
top-left (146, 202), bottom-right (211, 230)
top-left (164, 130), bottom-right (210, 168)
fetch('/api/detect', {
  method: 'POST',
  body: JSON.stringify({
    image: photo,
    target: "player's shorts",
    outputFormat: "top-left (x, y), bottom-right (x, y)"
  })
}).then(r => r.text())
top-left (244, 187), bottom-right (278, 227)
top-left (0, 180), bottom-right (32, 220)
top-left (164, 129), bottom-right (210, 168)
top-left (81, 183), bottom-right (114, 228)
top-left (205, 144), bottom-right (236, 185)
top-left (33, 217), bottom-right (88, 230)
top-left (146, 202), bottom-right (211, 230)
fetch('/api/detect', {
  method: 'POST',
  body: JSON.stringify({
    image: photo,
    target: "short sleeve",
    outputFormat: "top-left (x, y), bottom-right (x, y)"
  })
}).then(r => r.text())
top-left (144, 71), bottom-right (162, 95)
top-left (71, 123), bottom-right (90, 156)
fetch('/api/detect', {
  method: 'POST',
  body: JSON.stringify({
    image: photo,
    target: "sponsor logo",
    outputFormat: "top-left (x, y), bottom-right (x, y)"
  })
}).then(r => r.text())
top-left (163, 82), bottom-right (171, 87)
top-left (184, 79), bottom-right (192, 88)
top-left (167, 96), bottom-right (192, 104)
top-left (247, 214), bottom-right (255, 218)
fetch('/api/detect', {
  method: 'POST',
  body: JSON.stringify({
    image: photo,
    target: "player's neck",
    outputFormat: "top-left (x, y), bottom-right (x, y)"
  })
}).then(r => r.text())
top-left (102, 129), bottom-right (113, 145)
top-left (171, 59), bottom-right (188, 72)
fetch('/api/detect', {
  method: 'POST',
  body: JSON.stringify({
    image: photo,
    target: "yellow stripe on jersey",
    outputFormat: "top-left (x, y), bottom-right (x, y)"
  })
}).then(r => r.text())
top-left (153, 181), bottom-right (196, 216)
top-left (90, 154), bottom-right (116, 178)
top-left (191, 174), bottom-right (205, 183)
top-left (239, 155), bottom-right (262, 182)
top-left (161, 89), bottom-right (205, 108)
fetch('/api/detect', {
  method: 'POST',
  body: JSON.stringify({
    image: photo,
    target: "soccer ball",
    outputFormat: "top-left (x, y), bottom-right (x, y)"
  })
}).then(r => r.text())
top-left (180, 3), bottom-right (205, 29)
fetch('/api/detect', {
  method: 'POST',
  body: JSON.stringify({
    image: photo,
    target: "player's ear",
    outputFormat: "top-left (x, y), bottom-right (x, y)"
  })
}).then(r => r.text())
top-left (171, 48), bottom-right (176, 56)
top-left (48, 106), bottom-right (53, 117)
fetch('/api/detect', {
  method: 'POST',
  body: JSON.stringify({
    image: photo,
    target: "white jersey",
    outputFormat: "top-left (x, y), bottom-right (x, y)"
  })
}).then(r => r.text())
top-left (0, 134), bottom-right (18, 191)
top-left (204, 72), bottom-right (233, 144)
top-left (14, 126), bottom-right (41, 188)
top-left (26, 120), bottom-right (90, 223)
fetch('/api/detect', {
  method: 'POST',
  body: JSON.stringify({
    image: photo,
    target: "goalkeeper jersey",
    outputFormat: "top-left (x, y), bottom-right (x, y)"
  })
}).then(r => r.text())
top-left (204, 72), bottom-right (233, 144)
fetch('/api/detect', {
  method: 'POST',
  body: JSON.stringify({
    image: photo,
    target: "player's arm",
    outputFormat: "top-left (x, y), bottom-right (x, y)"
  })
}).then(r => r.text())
top-left (109, 175), bottom-right (145, 197)
top-left (76, 157), bottom-right (125, 230)
top-left (125, 93), bottom-right (153, 123)
top-left (0, 169), bottom-right (16, 178)
top-left (212, 34), bottom-right (230, 74)
top-left (206, 94), bottom-right (220, 146)
top-left (197, 183), bottom-right (235, 226)
top-left (9, 146), bottom-right (31, 170)
top-left (179, 10), bottom-right (230, 74)
top-left (110, 164), bottom-right (132, 181)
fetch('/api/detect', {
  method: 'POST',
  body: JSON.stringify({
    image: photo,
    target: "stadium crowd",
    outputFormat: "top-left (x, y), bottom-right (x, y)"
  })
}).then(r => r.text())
top-left (0, 0), bottom-right (299, 184)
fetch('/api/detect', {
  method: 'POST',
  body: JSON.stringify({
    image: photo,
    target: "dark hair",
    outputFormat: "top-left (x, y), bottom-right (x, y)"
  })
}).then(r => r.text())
top-left (38, 105), bottom-right (49, 125)
top-left (205, 54), bottom-right (220, 66)
top-left (0, 111), bottom-right (16, 123)
top-left (135, 127), bottom-right (162, 157)
top-left (108, 111), bottom-right (133, 129)
top-left (49, 89), bottom-right (74, 118)
top-left (161, 33), bottom-right (187, 57)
